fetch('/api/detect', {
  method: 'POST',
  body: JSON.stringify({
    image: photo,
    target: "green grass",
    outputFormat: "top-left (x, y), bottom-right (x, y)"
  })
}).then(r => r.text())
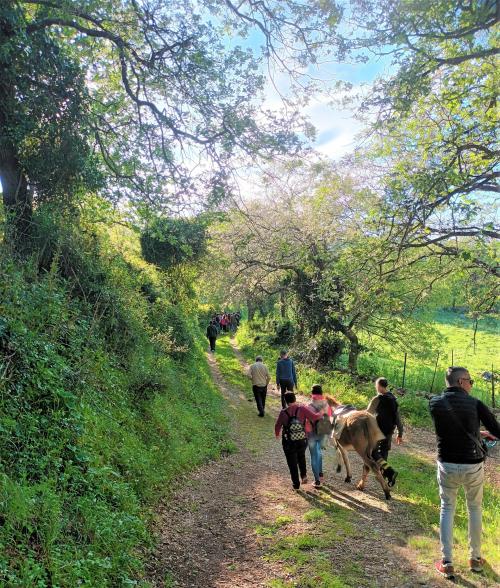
top-left (358, 310), bottom-right (498, 406)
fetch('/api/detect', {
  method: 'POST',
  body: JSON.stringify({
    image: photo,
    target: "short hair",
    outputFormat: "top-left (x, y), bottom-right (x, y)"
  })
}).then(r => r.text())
top-left (311, 384), bottom-right (323, 395)
top-left (376, 377), bottom-right (388, 388)
top-left (445, 366), bottom-right (469, 387)
top-left (284, 392), bottom-right (296, 404)
top-left (280, 349), bottom-right (288, 357)
top-left (255, 356), bottom-right (263, 362)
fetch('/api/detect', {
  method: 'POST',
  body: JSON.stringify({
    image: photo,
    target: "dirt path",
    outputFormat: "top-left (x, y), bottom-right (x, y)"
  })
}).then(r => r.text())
top-left (146, 340), bottom-right (498, 588)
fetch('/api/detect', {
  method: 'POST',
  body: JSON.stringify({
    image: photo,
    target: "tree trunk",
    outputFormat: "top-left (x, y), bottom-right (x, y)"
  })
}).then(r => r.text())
top-left (279, 290), bottom-right (286, 319)
top-left (0, 142), bottom-right (33, 245)
top-left (330, 318), bottom-right (360, 373)
top-left (346, 330), bottom-right (360, 373)
top-left (0, 20), bottom-right (33, 248)
top-left (247, 298), bottom-right (255, 321)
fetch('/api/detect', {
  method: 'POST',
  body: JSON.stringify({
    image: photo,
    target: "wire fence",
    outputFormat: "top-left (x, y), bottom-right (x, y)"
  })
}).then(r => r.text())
top-left (356, 351), bottom-right (496, 407)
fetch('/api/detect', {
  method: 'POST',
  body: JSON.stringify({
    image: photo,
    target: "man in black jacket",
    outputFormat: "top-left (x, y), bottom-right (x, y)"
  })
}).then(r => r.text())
top-left (429, 366), bottom-right (500, 579)
top-left (367, 377), bottom-right (403, 487)
top-left (206, 321), bottom-right (218, 353)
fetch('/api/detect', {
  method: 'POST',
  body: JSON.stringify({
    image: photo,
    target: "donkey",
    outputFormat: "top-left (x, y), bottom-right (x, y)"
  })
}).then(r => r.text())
top-left (326, 398), bottom-right (392, 500)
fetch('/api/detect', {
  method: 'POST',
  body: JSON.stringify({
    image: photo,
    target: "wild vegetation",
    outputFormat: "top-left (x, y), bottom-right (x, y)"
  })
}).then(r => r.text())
top-left (0, 204), bottom-right (232, 585)
top-left (0, 0), bottom-right (498, 585)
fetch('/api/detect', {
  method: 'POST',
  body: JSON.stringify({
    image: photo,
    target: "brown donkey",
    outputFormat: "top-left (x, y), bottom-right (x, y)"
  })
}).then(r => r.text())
top-left (326, 398), bottom-right (392, 500)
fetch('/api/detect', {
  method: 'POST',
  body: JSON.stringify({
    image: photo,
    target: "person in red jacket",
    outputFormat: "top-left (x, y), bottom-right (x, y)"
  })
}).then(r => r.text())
top-left (275, 392), bottom-right (321, 490)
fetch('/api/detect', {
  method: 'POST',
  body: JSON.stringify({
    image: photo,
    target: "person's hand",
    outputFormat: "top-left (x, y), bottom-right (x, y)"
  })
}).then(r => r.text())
top-left (396, 436), bottom-right (403, 445)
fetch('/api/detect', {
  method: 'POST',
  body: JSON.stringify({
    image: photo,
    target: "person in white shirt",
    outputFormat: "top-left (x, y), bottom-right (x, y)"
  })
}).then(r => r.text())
top-left (248, 356), bottom-right (270, 417)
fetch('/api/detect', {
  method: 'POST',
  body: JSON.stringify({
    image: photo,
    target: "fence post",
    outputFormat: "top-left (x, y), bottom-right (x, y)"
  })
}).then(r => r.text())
top-left (430, 352), bottom-right (440, 394)
top-left (402, 352), bottom-right (407, 389)
top-left (492, 364), bottom-right (495, 408)
top-left (451, 349), bottom-right (454, 365)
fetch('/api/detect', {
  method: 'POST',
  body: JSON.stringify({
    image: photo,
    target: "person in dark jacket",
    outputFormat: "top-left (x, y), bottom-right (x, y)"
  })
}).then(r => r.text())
top-left (206, 321), bottom-right (218, 352)
top-left (367, 377), bottom-right (403, 486)
top-left (276, 350), bottom-right (297, 408)
top-left (429, 366), bottom-right (500, 579)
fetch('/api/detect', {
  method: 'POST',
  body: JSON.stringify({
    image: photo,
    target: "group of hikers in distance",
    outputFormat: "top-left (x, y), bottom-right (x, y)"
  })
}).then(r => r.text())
top-left (246, 350), bottom-right (500, 581)
top-left (205, 311), bottom-right (241, 352)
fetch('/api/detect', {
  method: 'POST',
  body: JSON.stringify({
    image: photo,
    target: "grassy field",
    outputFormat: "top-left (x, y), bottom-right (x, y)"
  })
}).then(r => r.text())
top-left (358, 310), bottom-right (498, 406)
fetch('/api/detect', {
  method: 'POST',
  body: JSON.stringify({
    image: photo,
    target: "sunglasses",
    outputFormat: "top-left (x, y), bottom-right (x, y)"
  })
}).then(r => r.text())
top-left (460, 377), bottom-right (474, 385)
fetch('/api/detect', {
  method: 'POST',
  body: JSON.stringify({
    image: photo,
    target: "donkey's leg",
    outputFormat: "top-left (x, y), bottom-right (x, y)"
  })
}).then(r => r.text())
top-left (356, 463), bottom-right (370, 491)
top-left (332, 443), bottom-right (342, 473)
top-left (367, 457), bottom-right (391, 500)
top-left (337, 443), bottom-right (351, 483)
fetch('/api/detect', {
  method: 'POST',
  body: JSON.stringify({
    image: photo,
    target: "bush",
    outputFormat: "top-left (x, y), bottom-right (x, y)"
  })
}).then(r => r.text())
top-left (271, 320), bottom-right (295, 346)
top-left (0, 207), bottom-right (229, 586)
top-left (140, 216), bottom-right (207, 270)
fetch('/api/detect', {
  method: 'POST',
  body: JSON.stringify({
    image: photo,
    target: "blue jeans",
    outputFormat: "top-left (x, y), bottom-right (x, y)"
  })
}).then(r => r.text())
top-left (437, 461), bottom-right (484, 563)
top-left (308, 435), bottom-right (324, 482)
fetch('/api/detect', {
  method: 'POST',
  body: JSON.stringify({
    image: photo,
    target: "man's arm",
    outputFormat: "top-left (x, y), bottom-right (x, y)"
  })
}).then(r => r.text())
top-left (276, 361), bottom-right (280, 385)
top-left (265, 365), bottom-right (270, 385)
top-left (478, 401), bottom-right (500, 438)
top-left (275, 411), bottom-right (285, 437)
top-left (292, 360), bottom-right (297, 387)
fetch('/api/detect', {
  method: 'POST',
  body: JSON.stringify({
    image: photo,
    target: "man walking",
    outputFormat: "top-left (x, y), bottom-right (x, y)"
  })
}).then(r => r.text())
top-left (367, 377), bottom-right (402, 487)
top-left (276, 350), bottom-right (297, 409)
top-left (429, 366), bottom-right (500, 579)
top-left (248, 355), bottom-right (270, 417)
top-left (206, 320), bottom-right (218, 353)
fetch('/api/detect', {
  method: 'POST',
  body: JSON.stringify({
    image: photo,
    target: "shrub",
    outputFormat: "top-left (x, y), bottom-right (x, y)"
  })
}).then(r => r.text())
top-left (0, 206), bottom-right (228, 585)
top-left (140, 216), bottom-right (207, 270)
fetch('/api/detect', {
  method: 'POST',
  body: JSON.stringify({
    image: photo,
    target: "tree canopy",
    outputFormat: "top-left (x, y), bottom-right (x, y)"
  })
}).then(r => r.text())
top-left (1, 0), bottom-right (343, 242)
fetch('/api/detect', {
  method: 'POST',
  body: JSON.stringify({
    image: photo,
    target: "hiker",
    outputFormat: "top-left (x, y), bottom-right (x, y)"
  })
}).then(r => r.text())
top-left (306, 385), bottom-right (333, 488)
top-left (366, 377), bottom-right (402, 486)
top-left (429, 366), bottom-right (500, 580)
top-left (276, 350), bottom-right (297, 409)
top-left (206, 320), bottom-right (218, 353)
top-left (248, 355), bottom-right (270, 417)
top-left (275, 392), bottom-right (322, 490)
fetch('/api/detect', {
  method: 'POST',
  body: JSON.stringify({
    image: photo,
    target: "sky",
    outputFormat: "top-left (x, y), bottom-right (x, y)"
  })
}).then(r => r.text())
top-left (262, 57), bottom-right (391, 161)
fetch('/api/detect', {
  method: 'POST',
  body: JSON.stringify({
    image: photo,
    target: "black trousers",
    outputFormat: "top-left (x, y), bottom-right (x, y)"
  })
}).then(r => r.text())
top-left (372, 435), bottom-right (392, 462)
top-left (208, 337), bottom-right (216, 351)
top-left (283, 439), bottom-right (307, 488)
top-left (278, 379), bottom-right (294, 408)
top-left (252, 385), bottom-right (267, 415)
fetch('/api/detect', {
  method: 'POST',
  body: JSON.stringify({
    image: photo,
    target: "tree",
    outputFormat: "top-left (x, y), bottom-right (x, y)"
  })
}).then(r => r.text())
top-left (210, 161), bottom-right (446, 371)
top-left (0, 3), bottom-right (99, 245)
top-left (1, 0), bottom-right (342, 244)
top-left (342, 0), bottom-right (499, 272)
top-left (140, 216), bottom-right (207, 270)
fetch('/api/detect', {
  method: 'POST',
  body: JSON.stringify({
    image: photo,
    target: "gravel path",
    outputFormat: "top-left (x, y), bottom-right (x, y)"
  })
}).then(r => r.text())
top-left (145, 341), bottom-right (498, 588)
